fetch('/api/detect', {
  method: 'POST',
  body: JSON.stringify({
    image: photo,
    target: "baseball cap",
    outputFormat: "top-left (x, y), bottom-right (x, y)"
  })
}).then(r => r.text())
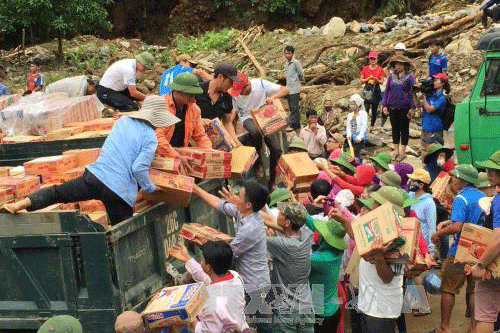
top-left (433, 72), bottom-right (449, 83)
top-left (394, 43), bottom-right (406, 51)
top-left (229, 71), bottom-right (249, 96)
top-left (115, 311), bottom-right (146, 333)
top-left (368, 51), bottom-right (378, 59)
top-left (214, 62), bottom-right (242, 82)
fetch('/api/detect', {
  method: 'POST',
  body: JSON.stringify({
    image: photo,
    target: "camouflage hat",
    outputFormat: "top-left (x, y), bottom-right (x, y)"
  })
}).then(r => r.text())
top-left (278, 201), bottom-right (308, 227)
top-left (37, 315), bottom-right (83, 333)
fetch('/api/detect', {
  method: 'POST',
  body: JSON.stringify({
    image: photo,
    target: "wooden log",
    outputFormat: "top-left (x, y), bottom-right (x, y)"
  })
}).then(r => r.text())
top-left (237, 38), bottom-right (267, 78)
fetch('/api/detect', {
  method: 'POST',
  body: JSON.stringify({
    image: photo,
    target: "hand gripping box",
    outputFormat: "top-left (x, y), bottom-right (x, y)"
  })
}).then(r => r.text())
top-left (143, 282), bottom-right (208, 328)
top-left (385, 217), bottom-right (420, 264)
top-left (351, 202), bottom-right (402, 256)
top-left (431, 171), bottom-right (454, 207)
top-left (277, 152), bottom-right (319, 185)
top-left (251, 99), bottom-right (288, 136)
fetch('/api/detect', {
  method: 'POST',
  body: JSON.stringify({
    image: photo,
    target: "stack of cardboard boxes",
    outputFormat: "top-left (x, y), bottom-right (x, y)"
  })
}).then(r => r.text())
top-left (277, 152), bottom-right (319, 193)
top-left (431, 171), bottom-right (454, 208)
top-left (180, 223), bottom-right (233, 245)
top-left (175, 148), bottom-right (232, 179)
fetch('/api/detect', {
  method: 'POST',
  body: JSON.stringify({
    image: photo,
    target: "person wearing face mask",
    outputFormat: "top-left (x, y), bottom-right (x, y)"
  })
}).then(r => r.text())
top-left (381, 56), bottom-right (416, 162)
top-left (407, 168), bottom-right (437, 257)
top-left (345, 94), bottom-right (368, 164)
top-left (423, 142), bottom-right (455, 181)
top-left (417, 73), bottom-right (451, 146)
top-left (320, 98), bottom-right (342, 134)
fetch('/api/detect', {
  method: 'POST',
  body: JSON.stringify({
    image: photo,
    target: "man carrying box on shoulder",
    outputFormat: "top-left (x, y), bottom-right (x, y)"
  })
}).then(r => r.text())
top-left (192, 182), bottom-right (273, 333)
top-left (230, 71), bottom-right (289, 190)
top-left (468, 150), bottom-right (500, 333)
top-left (156, 72), bottom-right (212, 172)
top-left (169, 240), bottom-right (250, 333)
top-left (430, 164), bottom-right (485, 333)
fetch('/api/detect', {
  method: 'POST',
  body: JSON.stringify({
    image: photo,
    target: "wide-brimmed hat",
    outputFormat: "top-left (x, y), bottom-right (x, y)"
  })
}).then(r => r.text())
top-left (358, 197), bottom-right (375, 210)
top-left (388, 55), bottom-right (412, 67)
top-left (176, 54), bottom-right (198, 65)
top-left (278, 202), bottom-right (309, 227)
top-left (369, 186), bottom-right (404, 216)
top-left (288, 138), bottom-right (308, 152)
top-left (477, 172), bottom-right (490, 188)
top-left (168, 72), bottom-right (204, 94)
top-left (229, 71), bottom-right (249, 96)
top-left (115, 311), bottom-right (146, 333)
top-left (330, 133), bottom-right (345, 147)
top-left (476, 150), bottom-right (500, 171)
top-left (407, 168), bottom-right (432, 185)
top-left (37, 315), bottom-right (83, 333)
top-left (135, 52), bottom-right (156, 70)
top-left (314, 218), bottom-right (347, 250)
top-left (331, 153), bottom-right (356, 173)
top-left (451, 164), bottom-right (479, 185)
top-left (269, 188), bottom-right (291, 207)
top-left (423, 143), bottom-right (454, 164)
top-left (379, 170), bottom-right (402, 188)
top-left (129, 95), bottom-right (180, 128)
top-left (369, 151), bottom-right (392, 171)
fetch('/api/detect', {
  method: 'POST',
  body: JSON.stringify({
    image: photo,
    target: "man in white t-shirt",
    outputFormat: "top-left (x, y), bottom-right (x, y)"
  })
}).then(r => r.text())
top-left (45, 75), bottom-right (100, 97)
top-left (230, 72), bottom-right (289, 190)
top-left (96, 52), bottom-right (155, 111)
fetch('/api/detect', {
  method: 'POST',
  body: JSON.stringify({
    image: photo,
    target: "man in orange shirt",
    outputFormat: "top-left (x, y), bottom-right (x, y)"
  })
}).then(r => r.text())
top-left (156, 72), bottom-right (212, 171)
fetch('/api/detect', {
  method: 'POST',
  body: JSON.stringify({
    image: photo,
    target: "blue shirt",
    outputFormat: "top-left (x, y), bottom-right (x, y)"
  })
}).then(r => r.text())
top-left (218, 200), bottom-right (270, 292)
top-left (428, 53), bottom-right (448, 77)
top-left (422, 90), bottom-right (447, 132)
top-left (87, 117), bottom-right (157, 206)
top-left (449, 186), bottom-right (486, 256)
top-left (492, 193), bottom-right (500, 228)
top-left (0, 83), bottom-right (10, 96)
top-left (410, 192), bottom-right (437, 255)
top-left (159, 65), bottom-right (193, 95)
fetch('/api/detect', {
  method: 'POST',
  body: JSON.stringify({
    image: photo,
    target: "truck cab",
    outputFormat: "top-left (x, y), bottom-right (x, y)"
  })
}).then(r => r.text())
top-left (455, 32), bottom-right (500, 165)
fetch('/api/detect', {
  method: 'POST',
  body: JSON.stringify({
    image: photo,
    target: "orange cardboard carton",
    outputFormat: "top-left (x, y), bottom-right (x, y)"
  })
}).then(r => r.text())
top-left (231, 146), bottom-right (258, 178)
top-left (79, 199), bottom-right (105, 213)
top-left (175, 148), bottom-right (232, 166)
top-left (0, 176), bottom-right (40, 199)
top-left (147, 170), bottom-right (195, 207)
top-left (431, 171), bottom-right (454, 207)
top-left (205, 117), bottom-right (237, 151)
top-left (187, 164), bottom-right (232, 179)
top-left (24, 155), bottom-right (78, 176)
top-left (277, 152), bottom-right (319, 184)
top-left (46, 126), bottom-right (83, 140)
top-left (62, 167), bottom-right (85, 181)
top-left (63, 148), bottom-right (100, 167)
top-left (66, 118), bottom-right (116, 131)
top-left (62, 203), bottom-right (77, 210)
top-left (2, 135), bottom-right (45, 143)
top-left (87, 211), bottom-right (109, 228)
top-left (151, 155), bottom-right (180, 173)
top-left (455, 223), bottom-right (500, 278)
top-left (143, 283), bottom-right (208, 328)
top-left (0, 167), bottom-right (11, 177)
top-left (251, 99), bottom-right (288, 135)
top-left (0, 186), bottom-right (15, 204)
top-left (385, 218), bottom-right (421, 264)
top-left (351, 202), bottom-right (402, 256)
top-left (179, 223), bottom-right (233, 245)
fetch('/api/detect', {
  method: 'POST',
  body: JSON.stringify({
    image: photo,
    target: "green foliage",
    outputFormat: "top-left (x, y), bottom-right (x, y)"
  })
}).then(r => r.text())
top-left (174, 29), bottom-right (236, 54)
top-left (158, 50), bottom-right (171, 66)
top-left (250, 0), bottom-right (301, 14)
top-left (64, 46), bottom-right (106, 72)
top-left (378, 0), bottom-right (411, 17)
top-left (0, 0), bottom-right (112, 54)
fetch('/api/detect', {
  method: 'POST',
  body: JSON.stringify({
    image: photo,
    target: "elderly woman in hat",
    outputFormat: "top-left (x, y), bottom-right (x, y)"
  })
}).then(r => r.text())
top-left (2, 95), bottom-right (180, 225)
top-left (381, 55), bottom-right (416, 162)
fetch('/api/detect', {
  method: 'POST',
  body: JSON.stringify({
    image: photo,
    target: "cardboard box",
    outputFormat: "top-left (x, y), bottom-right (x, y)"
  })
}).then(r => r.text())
top-left (35, 203), bottom-right (63, 212)
top-left (151, 156), bottom-right (180, 173)
top-left (63, 148), bottom-right (100, 167)
top-left (205, 117), bottom-right (237, 151)
top-left (87, 211), bottom-right (109, 227)
top-left (62, 203), bottom-right (77, 210)
top-left (187, 164), bottom-right (232, 179)
top-left (66, 117), bottom-right (116, 131)
top-left (70, 130), bottom-right (111, 139)
top-left (62, 167), bottom-right (85, 181)
top-left (231, 146), bottom-right (258, 178)
top-left (0, 186), bottom-right (15, 204)
top-left (2, 135), bottom-right (45, 143)
top-left (143, 283), bottom-right (208, 328)
top-left (41, 173), bottom-right (66, 185)
top-left (0, 167), bottom-right (11, 177)
top-left (345, 248), bottom-right (360, 287)
top-left (251, 99), bottom-right (288, 135)
top-left (385, 218), bottom-right (420, 264)
top-left (431, 171), bottom-right (454, 207)
top-left (179, 223), bottom-right (233, 245)
top-left (175, 148), bottom-right (232, 166)
top-left (46, 126), bottom-right (83, 140)
top-left (0, 176), bottom-right (40, 199)
top-left (79, 199), bottom-right (105, 213)
top-left (455, 223), bottom-right (500, 277)
top-left (277, 152), bottom-right (319, 184)
top-left (147, 170), bottom-right (195, 207)
top-left (24, 155), bottom-right (78, 176)
top-left (133, 200), bottom-right (150, 213)
top-left (351, 202), bottom-right (402, 256)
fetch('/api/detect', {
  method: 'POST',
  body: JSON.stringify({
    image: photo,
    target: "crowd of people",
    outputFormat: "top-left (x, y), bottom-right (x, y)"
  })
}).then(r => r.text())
top-left (3, 31), bottom-right (500, 333)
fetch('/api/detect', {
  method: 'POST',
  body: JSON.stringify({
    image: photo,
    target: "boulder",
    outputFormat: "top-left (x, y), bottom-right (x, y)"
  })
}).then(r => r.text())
top-left (445, 38), bottom-right (474, 55)
top-left (384, 17), bottom-right (398, 30)
top-left (345, 47), bottom-right (359, 57)
top-left (322, 17), bottom-right (346, 36)
top-left (120, 41), bottom-right (130, 49)
top-left (471, 68), bottom-right (478, 76)
top-left (361, 25), bottom-right (371, 33)
top-left (144, 79), bottom-right (156, 90)
top-left (311, 26), bottom-right (320, 33)
top-left (409, 129), bottom-right (422, 139)
top-left (350, 20), bottom-right (361, 33)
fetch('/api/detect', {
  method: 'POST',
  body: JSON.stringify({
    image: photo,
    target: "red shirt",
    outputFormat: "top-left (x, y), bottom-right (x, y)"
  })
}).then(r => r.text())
top-left (361, 65), bottom-right (385, 80)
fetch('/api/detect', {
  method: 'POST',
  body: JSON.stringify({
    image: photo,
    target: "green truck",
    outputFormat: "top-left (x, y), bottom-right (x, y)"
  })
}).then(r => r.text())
top-left (455, 32), bottom-right (500, 165)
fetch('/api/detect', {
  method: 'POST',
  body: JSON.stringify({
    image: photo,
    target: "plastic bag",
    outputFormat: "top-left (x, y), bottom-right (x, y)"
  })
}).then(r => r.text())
top-left (402, 280), bottom-right (431, 315)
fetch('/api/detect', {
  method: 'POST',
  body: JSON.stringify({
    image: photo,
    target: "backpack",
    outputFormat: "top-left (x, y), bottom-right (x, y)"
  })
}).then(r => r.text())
top-left (440, 95), bottom-right (455, 131)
